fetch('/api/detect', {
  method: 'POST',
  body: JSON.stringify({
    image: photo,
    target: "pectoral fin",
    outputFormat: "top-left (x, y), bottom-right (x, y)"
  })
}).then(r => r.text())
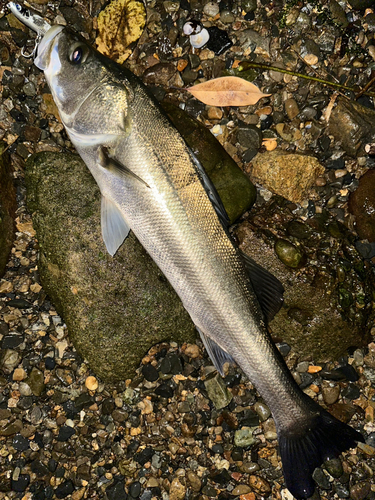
top-left (196, 327), bottom-right (235, 376)
top-left (98, 146), bottom-right (149, 188)
top-left (101, 196), bottom-right (130, 256)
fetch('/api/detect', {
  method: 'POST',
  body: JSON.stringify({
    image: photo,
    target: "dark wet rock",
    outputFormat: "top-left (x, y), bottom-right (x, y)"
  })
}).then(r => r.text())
top-left (162, 102), bottom-right (256, 223)
top-left (57, 425), bottom-right (76, 442)
top-left (1, 334), bottom-right (23, 348)
top-left (341, 383), bottom-right (360, 400)
top-left (12, 434), bottom-right (29, 451)
top-left (237, 124), bottom-right (262, 151)
top-left (26, 153), bottom-right (196, 381)
top-left (323, 458), bottom-right (343, 478)
top-left (249, 150), bottom-right (325, 204)
top-left (312, 468), bottom-right (331, 490)
top-left (142, 63), bottom-right (176, 86)
top-left (129, 481), bottom-right (141, 497)
top-left (206, 26), bottom-right (233, 55)
top-left (277, 342), bottom-right (291, 356)
top-left (328, 98), bottom-right (375, 157)
top-left (348, 170), bottom-right (375, 242)
top-left (204, 373), bottom-right (232, 409)
top-left (55, 479), bottom-right (75, 498)
top-left (334, 482), bottom-right (350, 497)
top-left (11, 474), bottom-right (30, 492)
top-left (355, 241), bottom-right (375, 260)
top-left (0, 143), bottom-right (16, 278)
top-left (134, 447), bottom-right (153, 466)
top-left (155, 383), bottom-right (174, 399)
top-left (142, 363), bottom-right (159, 382)
top-left (106, 479), bottom-right (128, 500)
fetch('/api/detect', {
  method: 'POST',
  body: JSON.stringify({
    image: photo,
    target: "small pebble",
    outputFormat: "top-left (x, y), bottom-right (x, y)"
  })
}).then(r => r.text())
top-left (85, 376), bottom-right (98, 391)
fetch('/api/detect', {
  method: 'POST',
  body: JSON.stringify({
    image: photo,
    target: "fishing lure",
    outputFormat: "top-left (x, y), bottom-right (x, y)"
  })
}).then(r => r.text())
top-left (7, 2), bottom-right (51, 56)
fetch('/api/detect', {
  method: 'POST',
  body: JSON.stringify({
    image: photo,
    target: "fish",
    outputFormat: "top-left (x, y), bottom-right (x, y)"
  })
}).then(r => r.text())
top-left (11, 5), bottom-right (364, 497)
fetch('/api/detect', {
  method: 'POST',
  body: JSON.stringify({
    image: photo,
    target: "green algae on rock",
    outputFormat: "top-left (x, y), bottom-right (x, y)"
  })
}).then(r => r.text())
top-left (161, 102), bottom-right (257, 223)
top-left (235, 197), bottom-right (374, 361)
top-left (25, 152), bottom-right (196, 381)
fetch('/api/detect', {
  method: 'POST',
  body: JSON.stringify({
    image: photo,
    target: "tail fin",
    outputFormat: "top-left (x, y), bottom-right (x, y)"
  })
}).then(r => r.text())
top-left (278, 406), bottom-right (364, 499)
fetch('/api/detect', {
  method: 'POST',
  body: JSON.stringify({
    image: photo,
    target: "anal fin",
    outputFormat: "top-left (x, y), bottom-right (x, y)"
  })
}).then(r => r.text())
top-left (101, 196), bottom-right (130, 256)
top-left (196, 327), bottom-right (235, 376)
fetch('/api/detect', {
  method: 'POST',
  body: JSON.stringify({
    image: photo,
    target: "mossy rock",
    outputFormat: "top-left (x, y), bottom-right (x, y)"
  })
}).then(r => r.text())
top-left (0, 143), bottom-right (16, 278)
top-left (26, 152), bottom-right (196, 381)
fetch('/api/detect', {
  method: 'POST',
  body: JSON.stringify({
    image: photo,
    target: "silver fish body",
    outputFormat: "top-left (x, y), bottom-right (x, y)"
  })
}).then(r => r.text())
top-left (33, 26), bottom-right (363, 498)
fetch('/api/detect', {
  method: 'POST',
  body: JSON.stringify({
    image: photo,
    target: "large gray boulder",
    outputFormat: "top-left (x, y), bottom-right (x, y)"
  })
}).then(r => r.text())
top-left (26, 152), bottom-right (196, 381)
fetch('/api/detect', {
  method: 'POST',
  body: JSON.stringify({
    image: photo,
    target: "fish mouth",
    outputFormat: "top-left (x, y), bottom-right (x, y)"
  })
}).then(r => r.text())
top-left (34, 25), bottom-right (65, 71)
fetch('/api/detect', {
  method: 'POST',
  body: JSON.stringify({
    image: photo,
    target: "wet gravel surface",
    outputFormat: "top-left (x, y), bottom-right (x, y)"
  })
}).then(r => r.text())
top-left (1, 0), bottom-right (375, 499)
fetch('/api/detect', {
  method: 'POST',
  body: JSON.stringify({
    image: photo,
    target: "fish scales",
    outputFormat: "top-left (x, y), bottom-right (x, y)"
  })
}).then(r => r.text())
top-left (10, 14), bottom-right (363, 498)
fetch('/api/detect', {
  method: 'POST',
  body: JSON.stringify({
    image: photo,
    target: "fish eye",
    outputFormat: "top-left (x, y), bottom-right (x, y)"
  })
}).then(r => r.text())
top-left (69, 43), bottom-right (88, 65)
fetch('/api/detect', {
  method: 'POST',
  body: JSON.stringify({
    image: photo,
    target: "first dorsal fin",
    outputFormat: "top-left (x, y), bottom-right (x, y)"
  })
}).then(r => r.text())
top-left (240, 252), bottom-right (284, 322)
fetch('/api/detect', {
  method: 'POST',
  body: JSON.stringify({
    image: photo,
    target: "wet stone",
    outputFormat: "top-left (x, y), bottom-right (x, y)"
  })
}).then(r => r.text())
top-left (277, 342), bottom-right (291, 357)
top-left (204, 374), bottom-right (232, 409)
top-left (187, 471), bottom-right (201, 492)
top-left (323, 458), bottom-right (343, 478)
top-left (201, 484), bottom-right (217, 497)
top-left (350, 481), bottom-right (371, 500)
top-left (322, 385), bottom-right (340, 405)
top-left (312, 467), bottom-right (331, 490)
top-left (341, 383), bottom-right (360, 400)
top-left (253, 401), bottom-right (271, 421)
top-left (106, 480), bottom-right (127, 500)
top-left (55, 479), bottom-right (75, 499)
top-left (232, 484), bottom-right (252, 495)
top-left (234, 427), bottom-right (257, 447)
top-left (0, 349), bottom-right (21, 373)
top-left (237, 124), bottom-right (262, 150)
top-left (155, 383), bottom-right (174, 399)
top-left (57, 425), bottom-right (75, 442)
top-left (11, 474), bottom-right (30, 492)
top-left (1, 334), bottom-right (23, 349)
top-left (12, 434), bottom-right (29, 451)
top-left (102, 398), bottom-right (115, 415)
top-left (0, 419), bottom-right (23, 436)
top-left (334, 482), bottom-right (350, 498)
top-left (129, 481), bottom-right (141, 497)
top-left (26, 367), bottom-right (45, 397)
top-left (249, 475), bottom-right (271, 495)
top-left (274, 239), bottom-right (305, 268)
top-left (142, 363), bottom-right (159, 381)
top-left (206, 26), bottom-right (233, 55)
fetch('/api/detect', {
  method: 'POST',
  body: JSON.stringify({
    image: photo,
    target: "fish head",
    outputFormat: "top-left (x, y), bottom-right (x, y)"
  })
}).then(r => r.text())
top-left (34, 25), bottom-right (133, 137)
top-left (35, 26), bottom-right (110, 124)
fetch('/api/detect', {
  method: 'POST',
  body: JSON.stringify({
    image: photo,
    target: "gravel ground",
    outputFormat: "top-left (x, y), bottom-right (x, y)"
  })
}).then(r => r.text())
top-left (1, 0), bottom-right (375, 499)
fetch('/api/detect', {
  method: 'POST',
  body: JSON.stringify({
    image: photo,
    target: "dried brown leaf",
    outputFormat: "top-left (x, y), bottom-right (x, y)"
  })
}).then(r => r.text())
top-left (187, 76), bottom-right (271, 106)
